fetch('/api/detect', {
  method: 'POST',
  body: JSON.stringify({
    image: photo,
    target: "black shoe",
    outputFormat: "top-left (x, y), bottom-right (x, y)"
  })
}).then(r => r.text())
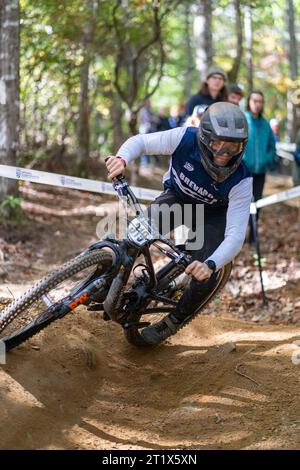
top-left (140, 313), bottom-right (183, 345)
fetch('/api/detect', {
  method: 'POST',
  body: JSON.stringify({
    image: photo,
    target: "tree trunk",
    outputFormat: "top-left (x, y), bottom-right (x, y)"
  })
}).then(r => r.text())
top-left (0, 0), bottom-right (19, 203)
top-left (193, 0), bottom-right (213, 81)
top-left (228, 0), bottom-right (243, 84)
top-left (128, 110), bottom-right (138, 186)
top-left (110, 95), bottom-right (125, 154)
top-left (183, 4), bottom-right (195, 98)
top-left (286, 0), bottom-right (299, 142)
top-left (244, 5), bottom-right (253, 93)
top-left (76, 0), bottom-right (98, 177)
top-left (77, 53), bottom-right (91, 177)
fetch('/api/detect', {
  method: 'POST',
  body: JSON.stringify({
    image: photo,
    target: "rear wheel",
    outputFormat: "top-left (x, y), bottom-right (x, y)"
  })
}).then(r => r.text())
top-left (124, 263), bottom-right (232, 347)
top-left (0, 250), bottom-right (113, 351)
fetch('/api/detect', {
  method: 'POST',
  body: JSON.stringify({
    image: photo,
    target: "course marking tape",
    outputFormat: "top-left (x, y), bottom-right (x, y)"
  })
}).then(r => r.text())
top-left (0, 164), bottom-right (160, 201)
top-left (1, 164), bottom-right (299, 211)
top-left (251, 184), bottom-right (300, 212)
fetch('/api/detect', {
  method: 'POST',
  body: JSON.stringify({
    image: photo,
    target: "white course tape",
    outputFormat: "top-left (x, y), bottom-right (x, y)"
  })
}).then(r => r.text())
top-left (250, 184), bottom-right (300, 214)
top-left (276, 142), bottom-right (296, 153)
top-left (276, 149), bottom-right (294, 161)
top-left (0, 164), bottom-right (160, 201)
top-left (0, 164), bottom-right (299, 211)
top-left (275, 142), bottom-right (296, 161)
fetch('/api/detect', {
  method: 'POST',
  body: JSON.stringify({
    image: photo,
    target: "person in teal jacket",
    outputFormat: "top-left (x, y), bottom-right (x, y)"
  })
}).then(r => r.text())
top-left (243, 90), bottom-right (276, 242)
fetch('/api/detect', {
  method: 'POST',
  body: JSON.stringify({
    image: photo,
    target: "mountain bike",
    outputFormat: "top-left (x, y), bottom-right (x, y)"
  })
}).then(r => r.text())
top-left (0, 176), bottom-right (231, 351)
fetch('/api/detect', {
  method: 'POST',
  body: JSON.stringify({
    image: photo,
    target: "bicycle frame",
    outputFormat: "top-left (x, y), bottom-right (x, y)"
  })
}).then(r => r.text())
top-left (64, 175), bottom-right (192, 328)
top-left (0, 175), bottom-right (231, 352)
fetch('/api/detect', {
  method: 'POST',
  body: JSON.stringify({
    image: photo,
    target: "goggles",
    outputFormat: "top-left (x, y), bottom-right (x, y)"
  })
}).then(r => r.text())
top-left (209, 139), bottom-right (243, 157)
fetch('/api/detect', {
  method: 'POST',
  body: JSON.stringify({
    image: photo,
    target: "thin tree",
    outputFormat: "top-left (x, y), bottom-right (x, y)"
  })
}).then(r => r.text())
top-left (183, 3), bottom-right (196, 99)
top-left (77, 0), bottom-right (99, 178)
top-left (286, 0), bottom-right (299, 142)
top-left (227, 0), bottom-right (243, 84)
top-left (193, 0), bottom-right (213, 81)
top-left (0, 0), bottom-right (20, 205)
top-left (244, 4), bottom-right (253, 92)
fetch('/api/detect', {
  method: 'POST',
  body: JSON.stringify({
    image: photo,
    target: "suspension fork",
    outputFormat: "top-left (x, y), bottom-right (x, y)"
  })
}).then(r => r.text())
top-left (64, 276), bottom-right (109, 311)
top-left (102, 244), bottom-right (139, 322)
top-left (41, 241), bottom-right (122, 313)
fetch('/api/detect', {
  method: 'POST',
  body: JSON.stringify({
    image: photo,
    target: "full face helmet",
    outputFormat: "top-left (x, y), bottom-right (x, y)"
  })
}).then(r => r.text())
top-left (198, 102), bottom-right (248, 182)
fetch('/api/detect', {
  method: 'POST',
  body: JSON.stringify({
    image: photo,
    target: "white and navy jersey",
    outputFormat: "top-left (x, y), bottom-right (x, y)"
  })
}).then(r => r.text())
top-left (166, 127), bottom-right (250, 206)
top-left (117, 126), bottom-right (253, 270)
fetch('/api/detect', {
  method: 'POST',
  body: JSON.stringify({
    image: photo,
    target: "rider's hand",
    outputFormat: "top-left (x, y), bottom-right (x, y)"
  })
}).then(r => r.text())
top-left (105, 156), bottom-right (126, 181)
top-left (185, 261), bottom-right (213, 282)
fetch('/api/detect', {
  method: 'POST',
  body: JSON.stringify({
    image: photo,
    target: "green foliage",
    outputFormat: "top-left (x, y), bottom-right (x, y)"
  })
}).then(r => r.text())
top-left (0, 196), bottom-right (24, 223)
top-left (19, 0), bottom-right (300, 164)
top-left (253, 253), bottom-right (267, 267)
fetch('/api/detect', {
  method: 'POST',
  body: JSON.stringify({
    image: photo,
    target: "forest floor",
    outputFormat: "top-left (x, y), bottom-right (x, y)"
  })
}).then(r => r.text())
top-left (0, 168), bottom-right (300, 450)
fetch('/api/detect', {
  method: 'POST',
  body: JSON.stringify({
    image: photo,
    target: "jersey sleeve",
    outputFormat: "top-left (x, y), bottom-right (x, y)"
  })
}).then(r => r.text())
top-left (205, 177), bottom-right (253, 270)
top-left (116, 127), bottom-right (187, 165)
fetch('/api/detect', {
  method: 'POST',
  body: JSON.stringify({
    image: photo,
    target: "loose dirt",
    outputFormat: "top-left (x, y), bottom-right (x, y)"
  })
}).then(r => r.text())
top-left (0, 173), bottom-right (299, 449)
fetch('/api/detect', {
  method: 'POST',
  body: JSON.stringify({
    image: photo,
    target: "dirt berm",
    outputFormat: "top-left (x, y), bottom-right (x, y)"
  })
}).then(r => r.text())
top-left (1, 311), bottom-right (300, 450)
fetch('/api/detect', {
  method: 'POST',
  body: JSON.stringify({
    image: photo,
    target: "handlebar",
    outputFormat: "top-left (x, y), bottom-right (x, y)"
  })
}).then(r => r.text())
top-left (104, 158), bottom-right (142, 215)
top-left (104, 158), bottom-right (191, 263)
top-left (114, 174), bottom-right (126, 184)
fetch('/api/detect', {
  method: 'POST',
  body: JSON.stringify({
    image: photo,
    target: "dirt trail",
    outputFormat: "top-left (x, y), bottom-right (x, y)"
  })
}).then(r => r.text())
top-left (0, 175), bottom-right (299, 449)
top-left (1, 313), bottom-right (300, 450)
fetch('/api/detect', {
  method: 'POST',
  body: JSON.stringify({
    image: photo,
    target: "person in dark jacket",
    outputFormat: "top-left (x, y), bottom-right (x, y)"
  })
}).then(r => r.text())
top-left (138, 99), bottom-right (158, 171)
top-left (156, 108), bottom-right (172, 132)
top-left (185, 65), bottom-right (228, 116)
top-left (169, 104), bottom-right (185, 128)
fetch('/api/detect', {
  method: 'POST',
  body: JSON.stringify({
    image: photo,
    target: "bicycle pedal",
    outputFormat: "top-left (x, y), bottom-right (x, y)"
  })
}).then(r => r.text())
top-left (87, 303), bottom-right (104, 311)
top-left (123, 321), bottom-right (151, 330)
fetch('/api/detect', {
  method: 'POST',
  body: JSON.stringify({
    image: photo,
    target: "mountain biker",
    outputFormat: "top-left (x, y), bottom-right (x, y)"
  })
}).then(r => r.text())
top-left (105, 102), bottom-right (252, 345)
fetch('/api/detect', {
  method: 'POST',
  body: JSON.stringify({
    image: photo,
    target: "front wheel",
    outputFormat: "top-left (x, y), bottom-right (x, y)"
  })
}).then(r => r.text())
top-left (124, 263), bottom-right (232, 347)
top-left (0, 249), bottom-right (113, 351)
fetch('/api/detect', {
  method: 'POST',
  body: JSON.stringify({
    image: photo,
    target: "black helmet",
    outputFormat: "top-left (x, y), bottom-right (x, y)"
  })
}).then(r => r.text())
top-left (198, 102), bottom-right (248, 182)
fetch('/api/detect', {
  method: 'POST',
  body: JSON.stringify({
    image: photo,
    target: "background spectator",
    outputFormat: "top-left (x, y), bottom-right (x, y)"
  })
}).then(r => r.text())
top-left (227, 83), bottom-right (244, 106)
top-left (243, 90), bottom-right (276, 243)
top-left (169, 104), bottom-right (185, 128)
top-left (156, 108), bottom-right (172, 132)
top-left (185, 65), bottom-right (228, 117)
top-left (138, 99), bottom-right (158, 171)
